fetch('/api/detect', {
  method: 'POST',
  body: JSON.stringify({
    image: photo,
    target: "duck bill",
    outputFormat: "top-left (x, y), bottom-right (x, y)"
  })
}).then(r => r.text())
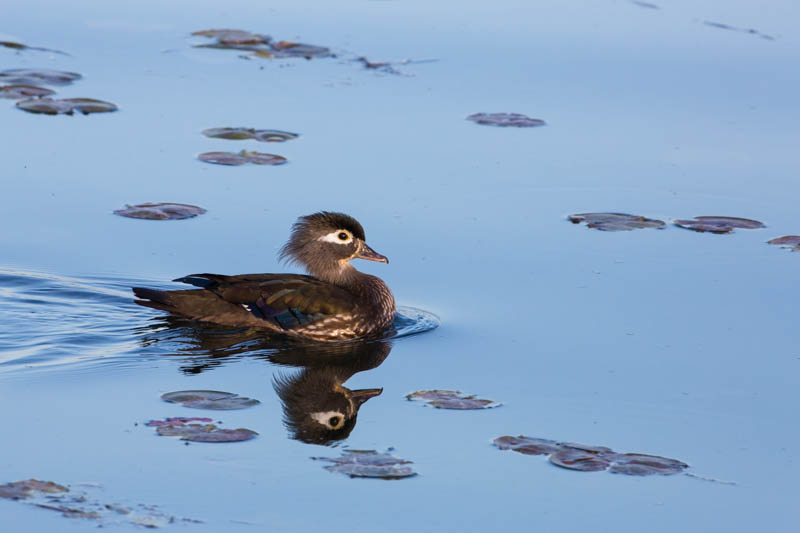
top-left (350, 387), bottom-right (383, 407)
top-left (357, 243), bottom-right (389, 263)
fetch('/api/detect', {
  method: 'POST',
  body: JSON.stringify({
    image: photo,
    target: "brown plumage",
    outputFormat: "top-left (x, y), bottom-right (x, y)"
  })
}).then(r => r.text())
top-left (132, 212), bottom-right (396, 341)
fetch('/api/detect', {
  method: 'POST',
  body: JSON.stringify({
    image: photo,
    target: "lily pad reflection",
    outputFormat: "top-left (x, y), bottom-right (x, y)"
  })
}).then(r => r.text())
top-left (161, 390), bottom-right (260, 410)
top-left (407, 389), bottom-right (500, 409)
top-left (0, 68), bottom-right (81, 86)
top-left (767, 235), bottom-right (800, 251)
top-left (114, 203), bottom-right (207, 220)
top-left (466, 112), bottom-right (546, 127)
top-left (145, 417), bottom-right (258, 442)
top-left (202, 127), bottom-right (298, 142)
top-left (674, 216), bottom-right (765, 234)
top-left (0, 85), bottom-right (55, 99)
top-left (197, 150), bottom-right (287, 166)
top-left (312, 450), bottom-right (417, 479)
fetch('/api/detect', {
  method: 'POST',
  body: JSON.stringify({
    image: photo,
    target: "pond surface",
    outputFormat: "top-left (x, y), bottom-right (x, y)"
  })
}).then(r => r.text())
top-left (2, 0), bottom-right (799, 530)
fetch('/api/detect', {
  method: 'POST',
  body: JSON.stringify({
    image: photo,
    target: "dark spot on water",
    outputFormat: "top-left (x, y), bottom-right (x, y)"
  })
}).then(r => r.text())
top-left (568, 212), bottom-right (666, 231)
top-left (161, 390), bottom-right (260, 410)
top-left (0, 41), bottom-right (69, 55)
top-left (202, 127), bottom-right (299, 142)
top-left (703, 21), bottom-right (775, 40)
top-left (674, 216), bottom-right (765, 234)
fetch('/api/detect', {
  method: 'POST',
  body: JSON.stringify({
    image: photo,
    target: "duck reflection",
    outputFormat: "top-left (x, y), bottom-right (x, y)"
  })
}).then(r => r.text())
top-left (135, 316), bottom-right (391, 445)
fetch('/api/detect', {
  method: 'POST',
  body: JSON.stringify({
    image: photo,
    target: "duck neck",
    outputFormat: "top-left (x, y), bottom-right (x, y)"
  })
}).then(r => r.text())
top-left (315, 263), bottom-right (395, 311)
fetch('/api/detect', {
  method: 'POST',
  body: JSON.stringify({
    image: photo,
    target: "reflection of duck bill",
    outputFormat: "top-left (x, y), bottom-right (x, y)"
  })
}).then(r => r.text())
top-left (350, 388), bottom-right (383, 407)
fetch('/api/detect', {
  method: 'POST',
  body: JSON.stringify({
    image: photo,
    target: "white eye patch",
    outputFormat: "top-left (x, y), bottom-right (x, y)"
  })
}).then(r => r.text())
top-left (311, 410), bottom-right (346, 429)
top-left (318, 230), bottom-right (353, 244)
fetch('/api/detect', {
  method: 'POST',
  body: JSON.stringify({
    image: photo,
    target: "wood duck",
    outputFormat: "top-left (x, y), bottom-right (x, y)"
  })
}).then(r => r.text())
top-left (133, 212), bottom-right (396, 341)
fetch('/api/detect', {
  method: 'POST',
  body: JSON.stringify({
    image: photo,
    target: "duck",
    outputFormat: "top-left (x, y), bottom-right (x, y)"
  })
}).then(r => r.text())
top-left (132, 211), bottom-right (396, 341)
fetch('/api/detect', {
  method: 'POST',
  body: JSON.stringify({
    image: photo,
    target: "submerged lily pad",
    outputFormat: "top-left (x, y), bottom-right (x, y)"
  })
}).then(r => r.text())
top-left (407, 389), bottom-right (501, 410)
top-left (466, 112), bottom-right (546, 127)
top-left (568, 212), bottom-right (666, 231)
top-left (161, 390), bottom-right (260, 410)
top-left (767, 235), bottom-right (800, 251)
top-left (114, 203), bottom-right (207, 220)
top-left (145, 417), bottom-right (258, 442)
top-left (16, 97), bottom-right (117, 115)
top-left (0, 479), bottom-right (68, 500)
top-left (0, 84), bottom-right (55, 99)
top-left (202, 127), bottom-right (298, 142)
top-left (0, 68), bottom-right (81, 86)
top-left (493, 435), bottom-right (688, 477)
top-left (312, 450), bottom-right (417, 479)
top-left (197, 150), bottom-right (287, 166)
top-left (674, 216), bottom-right (765, 234)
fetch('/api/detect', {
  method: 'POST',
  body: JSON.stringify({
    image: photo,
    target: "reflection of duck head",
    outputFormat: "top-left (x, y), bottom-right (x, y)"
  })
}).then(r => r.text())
top-left (271, 340), bottom-right (391, 445)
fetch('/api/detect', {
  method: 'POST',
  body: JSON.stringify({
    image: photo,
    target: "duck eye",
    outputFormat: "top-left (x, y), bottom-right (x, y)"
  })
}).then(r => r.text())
top-left (337, 232), bottom-right (349, 241)
top-left (328, 416), bottom-right (342, 428)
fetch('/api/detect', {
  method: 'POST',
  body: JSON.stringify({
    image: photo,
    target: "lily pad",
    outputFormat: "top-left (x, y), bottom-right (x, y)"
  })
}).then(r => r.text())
top-left (674, 216), bottom-right (765, 234)
top-left (466, 112), bottom-right (546, 127)
top-left (270, 41), bottom-right (332, 59)
top-left (145, 417), bottom-right (258, 442)
top-left (568, 212), bottom-right (666, 231)
top-left (202, 127), bottom-right (298, 142)
top-left (161, 390), bottom-right (260, 410)
top-left (0, 479), bottom-right (68, 500)
top-left (608, 453), bottom-right (689, 476)
top-left (191, 29), bottom-right (332, 59)
top-left (16, 97), bottom-right (117, 115)
top-left (493, 435), bottom-right (688, 477)
top-left (767, 235), bottom-right (800, 251)
top-left (191, 29), bottom-right (270, 46)
top-left (492, 436), bottom-right (562, 455)
top-left (197, 150), bottom-right (287, 166)
top-left (0, 84), bottom-right (55, 99)
top-left (312, 450), bottom-right (417, 479)
top-left (0, 68), bottom-right (81, 86)
top-left (407, 389), bottom-right (501, 409)
top-left (114, 203), bottom-right (207, 220)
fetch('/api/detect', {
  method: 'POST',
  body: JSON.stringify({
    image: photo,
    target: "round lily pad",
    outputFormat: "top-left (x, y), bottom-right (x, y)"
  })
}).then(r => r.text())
top-left (312, 450), bottom-right (417, 479)
top-left (161, 390), bottom-right (260, 410)
top-left (0, 68), bottom-right (81, 86)
top-left (197, 150), bottom-right (287, 166)
top-left (0, 85), bottom-right (55, 99)
top-left (568, 213), bottom-right (666, 231)
top-left (114, 203), bottom-right (207, 220)
top-left (202, 127), bottom-right (298, 142)
top-left (767, 235), bottom-right (800, 251)
top-left (0, 479), bottom-right (68, 500)
top-left (493, 436), bottom-right (562, 455)
top-left (608, 453), bottom-right (689, 476)
top-left (466, 112), bottom-right (546, 127)
top-left (16, 97), bottom-right (117, 115)
top-left (674, 216), bottom-right (765, 234)
top-left (146, 417), bottom-right (257, 443)
top-left (407, 389), bottom-right (500, 409)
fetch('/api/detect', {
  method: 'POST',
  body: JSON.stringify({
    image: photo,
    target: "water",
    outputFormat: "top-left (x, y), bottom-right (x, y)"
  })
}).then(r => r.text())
top-left (2, 0), bottom-right (799, 530)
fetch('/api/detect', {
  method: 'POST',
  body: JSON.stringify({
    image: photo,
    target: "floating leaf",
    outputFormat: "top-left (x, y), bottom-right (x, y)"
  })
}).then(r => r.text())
top-left (202, 127), bottom-right (298, 142)
top-left (407, 389), bottom-right (500, 409)
top-left (113, 202), bottom-right (207, 220)
top-left (492, 436), bottom-right (562, 456)
top-left (145, 417), bottom-right (257, 442)
top-left (767, 235), bottom-right (800, 251)
top-left (0, 41), bottom-right (69, 55)
top-left (191, 29), bottom-right (270, 45)
top-left (466, 112), bottom-right (546, 127)
top-left (270, 41), bottom-right (332, 59)
top-left (0, 479), bottom-right (68, 500)
top-left (161, 390), bottom-right (260, 410)
top-left (197, 150), bottom-right (287, 166)
top-left (312, 450), bottom-right (417, 479)
top-left (0, 68), bottom-right (81, 86)
top-left (494, 435), bottom-right (688, 477)
top-left (568, 212), bottom-right (666, 231)
top-left (0, 84), bottom-right (55, 99)
top-left (608, 453), bottom-right (689, 476)
top-left (16, 97), bottom-right (117, 115)
top-left (674, 216), bottom-right (765, 234)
